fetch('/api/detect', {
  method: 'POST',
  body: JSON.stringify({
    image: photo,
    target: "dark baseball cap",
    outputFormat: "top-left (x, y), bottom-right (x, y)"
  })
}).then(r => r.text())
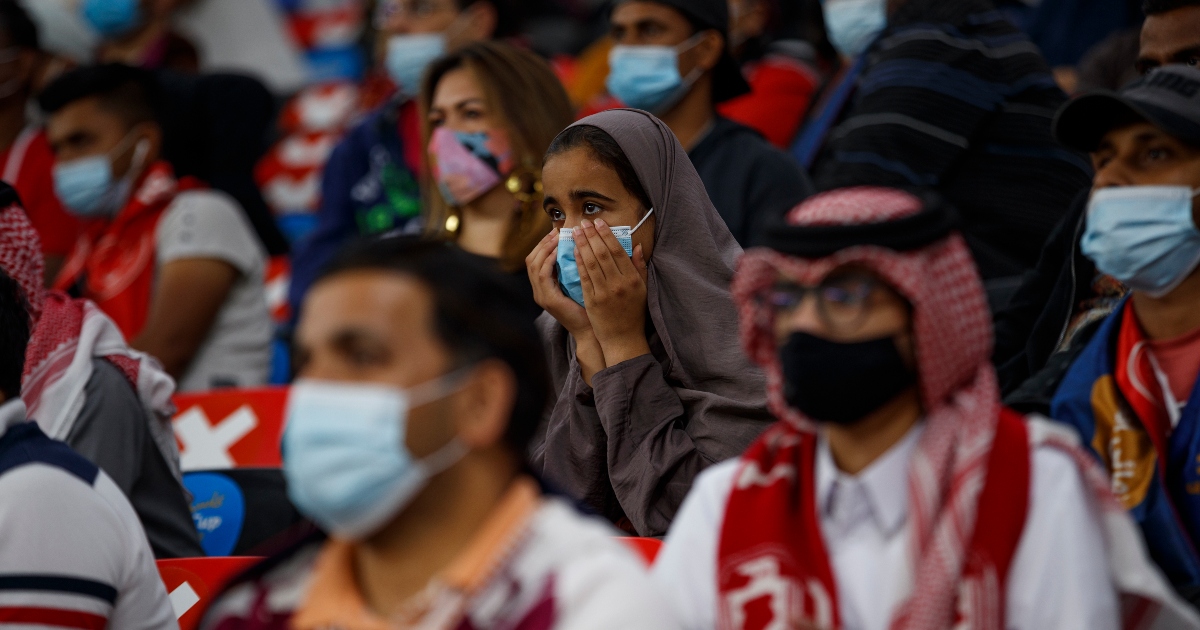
top-left (609, 0), bottom-right (752, 104)
top-left (1054, 64), bottom-right (1200, 152)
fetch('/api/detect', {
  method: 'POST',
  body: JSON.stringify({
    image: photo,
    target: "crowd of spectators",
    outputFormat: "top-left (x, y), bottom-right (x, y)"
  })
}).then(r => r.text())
top-left (2, 0), bottom-right (1200, 628)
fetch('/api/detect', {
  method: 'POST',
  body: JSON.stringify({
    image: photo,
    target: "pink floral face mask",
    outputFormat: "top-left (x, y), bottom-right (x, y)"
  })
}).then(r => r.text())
top-left (428, 126), bottom-right (516, 207)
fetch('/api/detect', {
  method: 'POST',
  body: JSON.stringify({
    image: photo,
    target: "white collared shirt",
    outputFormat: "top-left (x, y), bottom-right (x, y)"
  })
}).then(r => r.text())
top-left (653, 423), bottom-right (1120, 630)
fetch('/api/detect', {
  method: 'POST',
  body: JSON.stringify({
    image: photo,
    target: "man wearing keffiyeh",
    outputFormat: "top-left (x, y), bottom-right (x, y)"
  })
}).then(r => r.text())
top-left (652, 186), bottom-right (1198, 630)
top-left (0, 184), bottom-right (200, 559)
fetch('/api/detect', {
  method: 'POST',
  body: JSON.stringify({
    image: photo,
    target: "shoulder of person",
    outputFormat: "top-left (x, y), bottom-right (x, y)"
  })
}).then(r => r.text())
top-left (0, 448), bottom-right (145, 554)
top-left (165, 188), bottom-right (248, 224)
top-left (201, 538), bottom-right (323, 628)
top-left (157, 188), bottom-right (267, 267)
top-left (525, 498), bottom-right (680, 629)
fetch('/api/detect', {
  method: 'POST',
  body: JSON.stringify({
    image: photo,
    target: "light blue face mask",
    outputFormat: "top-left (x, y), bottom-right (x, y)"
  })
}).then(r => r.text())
top-left (52, 134), bottom-right (148, 219)
top-left (1082, 185), bottom-right (1200, 298)
top-left (822, 0), bottom-right (888, 58)
top-left (556, 208), bottom-right (655, 307)
top-left (606, 35), bottom-right (704, 114)
top-left (81, 0), bottom-right (143, 38)
top-left (282, 373), bottom-right (470, 540)
top-left (385, 33), bottom-right (447, 96)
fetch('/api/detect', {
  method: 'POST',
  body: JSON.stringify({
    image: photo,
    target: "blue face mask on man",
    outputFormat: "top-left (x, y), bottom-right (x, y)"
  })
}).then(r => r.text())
top-left (606, 35), bottom-right (705, 114)
top-left (282, 372), bottom-right (470, 540)
top-left (821, 0), bottom-right (888, 58)
top-left (556, 208), bottom-right (655, 307)
top-left (1082, 185), bottom-right (1200, 298)
top-left (81, 0), bottom-right (143, 38)
top-left (385, 33), bottom-right (447, 96)
top-left (52, 133), bottom-right (149, 219)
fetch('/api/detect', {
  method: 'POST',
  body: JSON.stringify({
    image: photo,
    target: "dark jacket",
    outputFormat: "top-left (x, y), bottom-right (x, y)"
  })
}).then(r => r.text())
top-left (993, 191), bottom-right (1098, 412)
top-left (286, 97), bottom-right (423, 319)
top-left (810, 0), bottom-right (1093, 280)
top-left (689, 116), bottom-right (813, 247)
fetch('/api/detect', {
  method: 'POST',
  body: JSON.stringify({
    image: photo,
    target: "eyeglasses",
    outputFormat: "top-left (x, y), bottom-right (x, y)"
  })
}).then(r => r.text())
top-left (375, 0), bottom-right (455, 25)
top-left (756, 274), bottom-right (879, 335)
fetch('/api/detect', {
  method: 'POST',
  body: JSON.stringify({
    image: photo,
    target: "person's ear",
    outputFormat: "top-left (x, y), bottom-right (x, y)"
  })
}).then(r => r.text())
top-left (451, 359), bottom-right (516, 449)
top-left (13, 49), bottom-right (37, 90)
top-left (693, 29), bottom-right (725, 73)
top-left (455, 1), bottom-right (499, 45)
top-left (742, 2), bottom-right (769, 42)
top-left (139, 123), bottom-right (164, 165)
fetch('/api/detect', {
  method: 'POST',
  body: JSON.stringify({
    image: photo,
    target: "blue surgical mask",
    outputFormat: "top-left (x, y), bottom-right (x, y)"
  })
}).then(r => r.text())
top-left (822, 0), bottom-right (887, 58)
top-left (53, 134), bottom-right (149, 219)
top-left (556, 208), bottom-right (655, 307)
top-left (81, 0), bottom-right (143, 38)
top-left (606, 36), bottom-right (704, 114)
top-left (386, 33), bottom-right (447, 96)
top-left (1082, 185), bottom-right (1200, 298)
top-left (282, 374), bottom-right (469, 540)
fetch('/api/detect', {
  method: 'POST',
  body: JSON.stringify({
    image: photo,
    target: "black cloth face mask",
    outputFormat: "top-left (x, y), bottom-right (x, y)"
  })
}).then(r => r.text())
top-left (779, 332), bottom-right (916, 425)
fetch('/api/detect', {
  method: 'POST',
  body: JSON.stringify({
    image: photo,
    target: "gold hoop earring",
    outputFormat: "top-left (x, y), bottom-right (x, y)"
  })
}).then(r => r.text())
top-left (505, 166), bottom-right (543, 213)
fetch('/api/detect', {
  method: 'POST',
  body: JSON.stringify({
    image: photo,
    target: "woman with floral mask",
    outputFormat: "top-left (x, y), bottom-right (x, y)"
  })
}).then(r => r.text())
top-left (525, 108), bottom-right (772, 537)
top-left (421, 41), bottom-right (574, 317)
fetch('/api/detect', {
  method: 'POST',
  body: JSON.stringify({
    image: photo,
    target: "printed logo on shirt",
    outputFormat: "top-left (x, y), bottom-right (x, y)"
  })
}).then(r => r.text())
top-left (722, 554), bottom-right (829, 630)
top-left (1090, 375), bottom-right (1156, 510)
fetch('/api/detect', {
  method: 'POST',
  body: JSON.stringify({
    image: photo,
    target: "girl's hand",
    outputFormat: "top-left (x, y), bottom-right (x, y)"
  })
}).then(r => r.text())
top-left (575, 218), bottom-right (651, 365)
top-left (526, 230), bottom-right (593, 335)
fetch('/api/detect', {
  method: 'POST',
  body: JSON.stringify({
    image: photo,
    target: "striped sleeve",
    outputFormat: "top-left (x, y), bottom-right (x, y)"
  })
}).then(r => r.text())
top-left (0, 465), bottom-right (176, 629)
top-left (815, 16), bottom-right (1060, 191)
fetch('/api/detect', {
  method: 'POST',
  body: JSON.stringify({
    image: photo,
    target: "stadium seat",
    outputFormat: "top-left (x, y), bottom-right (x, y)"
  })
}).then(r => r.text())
top-left (157, 556), bottom-right (261, 630)
top-left (172, 387), bottom-right (289, 471)
top-left (620, 537), bottom-right (664, 565)
top-left (184, 468), bottom-right (306, 557)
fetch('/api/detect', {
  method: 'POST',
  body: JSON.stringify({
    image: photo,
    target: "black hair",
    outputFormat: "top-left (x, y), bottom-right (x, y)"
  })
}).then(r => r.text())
top-left (37, 63), bottom-right (160, 127)
top-left (456, 0), bottom-right (524, 39)
top-left (313, 237), bottom-right (550, 460)
top-left (0, 269), bottom-right (29, 401)
top-left (544, 125), bottom-right (654, 212)
top-left (0, 0), bottom-right (37, 51)
top-left (1144, 0), bottom-right (1200, 14)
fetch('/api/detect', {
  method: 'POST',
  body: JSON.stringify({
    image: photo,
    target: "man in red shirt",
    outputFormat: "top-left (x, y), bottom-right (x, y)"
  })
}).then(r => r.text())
top-left (0, 0), bottom-right (79, 284)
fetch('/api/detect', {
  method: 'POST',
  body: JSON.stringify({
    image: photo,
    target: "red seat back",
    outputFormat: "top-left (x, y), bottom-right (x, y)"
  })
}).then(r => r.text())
top-left (620, 537), bottom-right (664, 566)
top-left (157, 557), bottom-right (261, 630)
top-left (172, 388), bottom-right (289, 471)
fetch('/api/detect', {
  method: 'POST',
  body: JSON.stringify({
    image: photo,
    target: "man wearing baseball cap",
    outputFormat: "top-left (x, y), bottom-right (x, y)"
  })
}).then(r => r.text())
top-left (606, 0), bottom-right (812, 247)
top-left (1048, 64), bottom-right (1200, 600)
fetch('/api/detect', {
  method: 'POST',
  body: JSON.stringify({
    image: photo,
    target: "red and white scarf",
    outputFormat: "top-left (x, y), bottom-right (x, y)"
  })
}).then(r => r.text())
top-left (727, 187), bottom-right (1197, 629)
top-left (53, 161), bottom-right (202, 339)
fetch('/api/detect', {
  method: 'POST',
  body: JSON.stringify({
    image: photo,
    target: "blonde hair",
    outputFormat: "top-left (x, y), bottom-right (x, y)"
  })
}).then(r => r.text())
top-left (419, 41), bottom-right (575, 273)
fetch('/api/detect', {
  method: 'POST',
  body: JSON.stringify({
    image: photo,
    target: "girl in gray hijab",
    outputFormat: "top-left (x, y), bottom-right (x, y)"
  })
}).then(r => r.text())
top-left (526, 109), bottom-right (771, 536)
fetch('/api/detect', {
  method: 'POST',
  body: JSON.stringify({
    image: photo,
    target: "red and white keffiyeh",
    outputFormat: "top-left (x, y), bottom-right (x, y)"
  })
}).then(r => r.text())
top-left (0, 201), bottom-right (44, 322)
top-left (0, 206), bottom-right (180, 479)
top-left (725, 187), bottom-right (1196, 629)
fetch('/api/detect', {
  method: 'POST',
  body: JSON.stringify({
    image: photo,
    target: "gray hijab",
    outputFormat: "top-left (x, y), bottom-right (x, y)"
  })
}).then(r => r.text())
top-left (545, 108), bottom-right (767, 423)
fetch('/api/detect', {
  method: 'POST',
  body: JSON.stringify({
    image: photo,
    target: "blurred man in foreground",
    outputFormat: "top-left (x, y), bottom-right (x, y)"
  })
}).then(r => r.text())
top-left (654, 187), bottom-right (1196, 629)
top-left (202, 238), bottom-right (676, 629)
